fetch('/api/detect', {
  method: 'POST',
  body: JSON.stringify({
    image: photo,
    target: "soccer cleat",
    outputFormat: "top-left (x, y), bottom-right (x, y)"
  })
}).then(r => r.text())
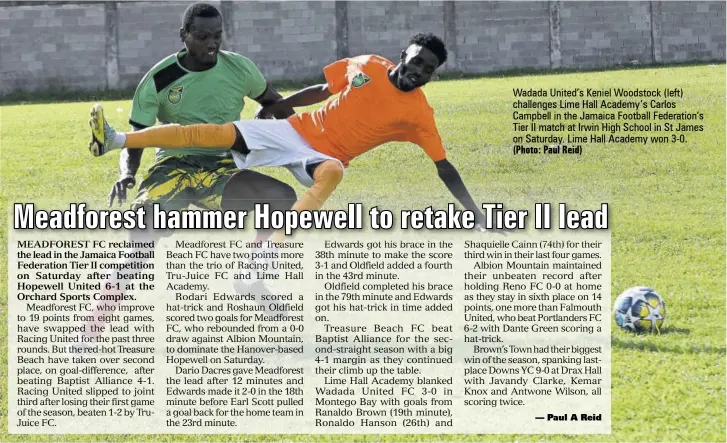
top-left (88, 103), bottom-right (116, 157)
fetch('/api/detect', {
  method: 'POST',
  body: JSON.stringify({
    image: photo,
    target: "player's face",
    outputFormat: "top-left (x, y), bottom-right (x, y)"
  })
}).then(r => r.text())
top-left (182, 16), bottom-right (223, 68)
top-left (396, 44), bottom-right (440, 92)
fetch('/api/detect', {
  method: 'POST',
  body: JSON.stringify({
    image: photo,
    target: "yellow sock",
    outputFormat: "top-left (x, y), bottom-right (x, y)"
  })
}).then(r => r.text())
top-left (270, 161), bottom-right (343, 243)
top-left (124, 123), bottom-right (237, 150)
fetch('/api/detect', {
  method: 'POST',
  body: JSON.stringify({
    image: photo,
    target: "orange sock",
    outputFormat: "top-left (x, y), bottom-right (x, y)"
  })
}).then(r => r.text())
top-left (292, 161), bottom-right (343, 211)
top-left (124, 123), bottom-right (237, 150)
top-left (270, 161), bottom-right (343, 243)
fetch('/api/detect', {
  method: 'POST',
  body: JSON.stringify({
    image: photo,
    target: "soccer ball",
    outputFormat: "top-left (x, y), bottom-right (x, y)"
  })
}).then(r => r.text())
top-left (613, 286), bottom-right (667, 333)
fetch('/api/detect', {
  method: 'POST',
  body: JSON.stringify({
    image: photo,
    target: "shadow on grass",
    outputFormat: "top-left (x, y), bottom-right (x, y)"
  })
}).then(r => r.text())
top-left (616, 326), bottom-right (692, 336)
top-left (612, 333), bottom-right (726, 356)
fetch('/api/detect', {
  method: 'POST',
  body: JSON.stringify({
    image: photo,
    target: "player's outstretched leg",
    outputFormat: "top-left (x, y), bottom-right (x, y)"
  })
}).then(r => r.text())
top-left (269, 160), bottom-right (343, 243)
top-left (88, 103), bottom-right (238, 157)
top-left (234, 160), bottom-right (343, 289)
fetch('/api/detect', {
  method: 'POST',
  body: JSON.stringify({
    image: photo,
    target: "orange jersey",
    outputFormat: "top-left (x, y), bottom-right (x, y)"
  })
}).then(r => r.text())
top-left (287, 55), bottom-right (446, 166)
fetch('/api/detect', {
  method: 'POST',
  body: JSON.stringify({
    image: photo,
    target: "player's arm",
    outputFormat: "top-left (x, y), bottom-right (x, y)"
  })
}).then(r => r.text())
top-left (239, 56), bottom-right (295, 119)
top-left (257, 58), bottom-right (348, 116)
top-left (434, 159), bottom-right (486, 227)
top-left (109, 75), bottom-right (158, 207)
top-left (281, 84), bottom-right (333, 107)
top-left (110, 124), bottom-right (146, 207)
top-left (257, 84), bottom-right (332, 117)
top-left (412, 108), bottom-right (488, 229)
top-left (252, 83), bottom-right (295, 119)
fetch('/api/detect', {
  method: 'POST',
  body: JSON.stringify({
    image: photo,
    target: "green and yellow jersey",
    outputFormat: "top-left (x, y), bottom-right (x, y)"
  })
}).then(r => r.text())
top-left (130, 49), bottom-right (267, 160)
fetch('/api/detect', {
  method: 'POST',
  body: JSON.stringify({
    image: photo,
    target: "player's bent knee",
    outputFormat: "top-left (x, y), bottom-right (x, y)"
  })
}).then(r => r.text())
top-left (314, 161), bottom-right (344, 186)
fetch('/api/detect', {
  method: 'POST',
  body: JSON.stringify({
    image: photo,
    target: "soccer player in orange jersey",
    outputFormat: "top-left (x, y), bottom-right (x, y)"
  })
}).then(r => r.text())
top-left (90, 33), bottom-right (488, 234)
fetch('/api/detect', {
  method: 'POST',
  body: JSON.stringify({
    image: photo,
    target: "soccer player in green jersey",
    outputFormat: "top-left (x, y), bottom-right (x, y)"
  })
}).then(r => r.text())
top-left (113, 3), bottom-right (295, 221)
top-left (82, 3), bottom-right (294, 342)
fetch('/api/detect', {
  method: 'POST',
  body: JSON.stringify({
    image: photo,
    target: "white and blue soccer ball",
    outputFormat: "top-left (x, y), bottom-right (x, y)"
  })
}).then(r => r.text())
top-left (613, 286), bottom-right (667, 333)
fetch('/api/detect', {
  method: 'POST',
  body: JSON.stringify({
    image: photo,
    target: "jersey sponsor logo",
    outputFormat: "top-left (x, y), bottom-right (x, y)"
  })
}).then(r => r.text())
top-left (167, 86), bottom-right (184, 104)
top-left (351, 72), bottom-right (371, 88)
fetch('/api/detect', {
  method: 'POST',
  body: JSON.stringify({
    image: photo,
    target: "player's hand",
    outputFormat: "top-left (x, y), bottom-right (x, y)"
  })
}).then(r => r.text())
top-left (255, 102), bottom-right (294, 120)
top-left (254, 104), bottom-right (277, 120)
top-left (108, 175), bottom-right (136, 207)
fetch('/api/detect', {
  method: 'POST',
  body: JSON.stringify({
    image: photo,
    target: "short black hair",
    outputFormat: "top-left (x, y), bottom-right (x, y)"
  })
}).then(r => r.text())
top-left (182, 3), bottom-right (221, 31)
top-left (410, 33), bottom-right (448, 66)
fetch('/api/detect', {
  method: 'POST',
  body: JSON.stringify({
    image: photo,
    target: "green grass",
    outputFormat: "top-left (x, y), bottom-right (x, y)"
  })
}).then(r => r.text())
top-left (1, 64), bottom-right (725, 442)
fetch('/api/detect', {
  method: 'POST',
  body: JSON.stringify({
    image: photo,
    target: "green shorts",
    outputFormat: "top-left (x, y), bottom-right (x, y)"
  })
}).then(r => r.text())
top-left (131, 155), bottom-right (238, 211)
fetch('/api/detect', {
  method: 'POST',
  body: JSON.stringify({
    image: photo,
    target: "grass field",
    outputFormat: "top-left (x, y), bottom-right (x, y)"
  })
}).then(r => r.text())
top-left (1, 64), bottom-right (725, 442)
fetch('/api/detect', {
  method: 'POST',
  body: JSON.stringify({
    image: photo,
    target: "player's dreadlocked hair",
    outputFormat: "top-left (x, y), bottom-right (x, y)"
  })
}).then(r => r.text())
top-left (410, 33), bottom-right (448, 66)
top-left (182, 3), bottom-right (221, 31)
